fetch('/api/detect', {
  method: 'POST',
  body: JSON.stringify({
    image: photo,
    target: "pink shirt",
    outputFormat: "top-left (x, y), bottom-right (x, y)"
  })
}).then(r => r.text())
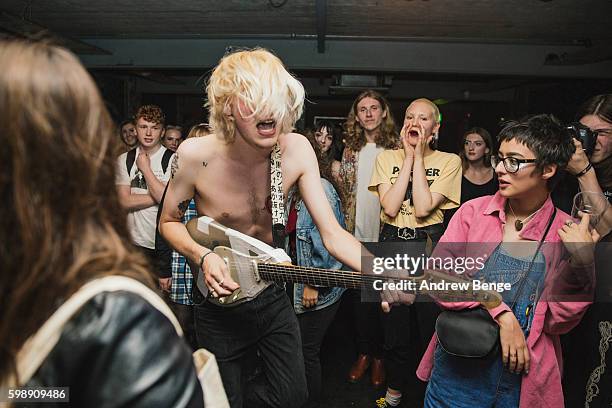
top-left (417, 192), bottom-right (594, 408)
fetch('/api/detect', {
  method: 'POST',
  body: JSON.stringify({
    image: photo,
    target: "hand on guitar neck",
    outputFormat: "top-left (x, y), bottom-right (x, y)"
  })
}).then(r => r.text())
top-left (378, 268), bottom-right (502, 313)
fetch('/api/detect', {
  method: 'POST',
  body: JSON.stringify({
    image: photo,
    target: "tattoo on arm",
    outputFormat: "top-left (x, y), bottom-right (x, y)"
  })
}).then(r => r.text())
top-left (177, 199), bottom-right (190, 219)
top-left (170, 153), bottom-right (179, 179)
top-left (202, 161), bottom-right (208, 167)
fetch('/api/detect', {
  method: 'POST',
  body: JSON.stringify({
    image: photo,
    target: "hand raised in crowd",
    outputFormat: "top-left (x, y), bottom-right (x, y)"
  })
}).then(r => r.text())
top-left (302, 285), bottom-right (319, 309)
top-left (136, 151), bottom-right (151, 172)
top-left (566, 138), bottom-right (591, 176)
top-left (202, 251), bottom-right (240, 298)
top-left (496, 311), bottom-right (530, 375)
top-left (558, 213), bottom-right (600, 266)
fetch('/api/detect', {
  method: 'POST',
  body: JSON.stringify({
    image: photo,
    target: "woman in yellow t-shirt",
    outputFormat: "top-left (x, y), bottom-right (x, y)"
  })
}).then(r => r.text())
top-left (369, 98), bottom-right (462, 407)
top-left (370, 98), bottom-right (462, 241)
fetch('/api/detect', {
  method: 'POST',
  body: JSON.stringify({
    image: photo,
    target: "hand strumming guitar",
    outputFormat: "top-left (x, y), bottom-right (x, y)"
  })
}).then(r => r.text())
top-left (200, 250), bottom-right (240, 297)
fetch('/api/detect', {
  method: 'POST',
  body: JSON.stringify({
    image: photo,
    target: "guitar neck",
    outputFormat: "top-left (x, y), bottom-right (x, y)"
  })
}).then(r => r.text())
top-left (257, 263), bottom-right (370, 289)
top-left (256, 263), bottom-right (501, 307)
top-left (257, 263), bottom-right (419, 289)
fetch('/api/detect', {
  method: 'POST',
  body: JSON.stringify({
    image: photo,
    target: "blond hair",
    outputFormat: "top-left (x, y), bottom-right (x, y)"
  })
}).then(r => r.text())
top-left (206, 48), bottom-right (305, 143)
top-left (407, 98), bottom-right (441, 124)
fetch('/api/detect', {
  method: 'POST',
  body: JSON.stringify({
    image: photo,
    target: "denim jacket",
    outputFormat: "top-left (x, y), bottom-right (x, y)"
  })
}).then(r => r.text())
top-left (287, 178), bottom-right (347, 314)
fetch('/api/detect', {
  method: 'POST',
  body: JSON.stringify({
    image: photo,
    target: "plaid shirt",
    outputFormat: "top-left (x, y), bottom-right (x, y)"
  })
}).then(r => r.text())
top-left (170, 200), bottom-right (197, 305)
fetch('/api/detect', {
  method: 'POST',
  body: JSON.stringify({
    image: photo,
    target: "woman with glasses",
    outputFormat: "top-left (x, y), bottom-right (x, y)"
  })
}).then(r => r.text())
top-left (418, 114), bottom-right (598, 408)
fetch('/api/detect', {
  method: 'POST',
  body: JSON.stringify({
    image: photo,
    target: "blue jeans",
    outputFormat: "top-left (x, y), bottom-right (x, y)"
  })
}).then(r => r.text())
top-left (194, 284), bottom-right (308, 408)
top-left (424, 346), bottom-right (521, 408)
top-left (424, 245), bottom-right (545, 408)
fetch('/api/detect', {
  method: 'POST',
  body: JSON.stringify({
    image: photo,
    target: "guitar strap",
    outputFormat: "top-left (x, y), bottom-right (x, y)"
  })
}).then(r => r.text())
top-left (270, 143), bottom-right (286, 249)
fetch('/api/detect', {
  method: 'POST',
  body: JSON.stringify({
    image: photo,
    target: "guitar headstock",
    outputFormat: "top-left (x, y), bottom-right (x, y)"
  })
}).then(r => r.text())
top-left (423, 270), bottom-right (502, 309)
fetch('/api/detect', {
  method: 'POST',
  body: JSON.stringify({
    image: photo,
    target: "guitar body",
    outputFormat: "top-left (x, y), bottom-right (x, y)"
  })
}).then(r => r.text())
top-left (186, 216), bottom-right (287, 306)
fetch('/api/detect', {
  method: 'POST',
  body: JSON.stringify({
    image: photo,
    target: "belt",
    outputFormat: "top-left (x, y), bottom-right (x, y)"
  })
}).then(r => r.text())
top-left (381, 223), bottom-right (444, 241)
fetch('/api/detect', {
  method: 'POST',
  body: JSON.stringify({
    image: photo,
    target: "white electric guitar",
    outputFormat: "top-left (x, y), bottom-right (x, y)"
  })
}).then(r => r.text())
top-left (186, 216), bottom-right (501, 308)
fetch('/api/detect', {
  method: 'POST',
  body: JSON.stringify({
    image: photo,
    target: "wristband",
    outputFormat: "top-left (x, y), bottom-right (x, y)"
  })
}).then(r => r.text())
top-left (576, 163), bottom-right (593, 177)
top-left (198, 251), bottom-right (213, 270)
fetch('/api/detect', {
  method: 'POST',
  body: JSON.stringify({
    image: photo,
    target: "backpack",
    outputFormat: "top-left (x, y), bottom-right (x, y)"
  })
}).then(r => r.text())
top-left (126, 147), bottom-right (174, 175)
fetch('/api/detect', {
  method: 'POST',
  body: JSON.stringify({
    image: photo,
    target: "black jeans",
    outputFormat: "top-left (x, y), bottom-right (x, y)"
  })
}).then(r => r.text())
top-left (194, 284), bottom-right (308, 408)
top-left (352, 241), bottom-right (386, 358)
top-left (169, 301), bottom-right (197, 351)
top-left (379, 224), bottom-right (443, 392)
top-left (298, 301), bottom-right (341, 408)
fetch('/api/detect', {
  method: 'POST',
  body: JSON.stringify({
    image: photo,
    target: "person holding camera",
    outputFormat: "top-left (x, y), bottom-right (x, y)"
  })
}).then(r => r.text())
top-left (553, 94), bottom-right (612, 238)
top-left (562, 94), bottom-right (612, 408)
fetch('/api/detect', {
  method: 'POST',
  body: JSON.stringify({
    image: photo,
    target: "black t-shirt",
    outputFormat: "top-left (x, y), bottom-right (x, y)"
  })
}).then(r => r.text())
top-left (460, 174), bottom-right (499, 204)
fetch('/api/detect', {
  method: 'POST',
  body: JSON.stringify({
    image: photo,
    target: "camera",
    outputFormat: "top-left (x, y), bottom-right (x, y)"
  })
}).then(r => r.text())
top-left (567, 122), bottom-right (597, 156)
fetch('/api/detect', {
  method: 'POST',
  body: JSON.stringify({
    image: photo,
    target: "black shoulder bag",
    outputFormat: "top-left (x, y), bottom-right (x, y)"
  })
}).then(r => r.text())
top-left (435, 207), bottom-right (556, 358)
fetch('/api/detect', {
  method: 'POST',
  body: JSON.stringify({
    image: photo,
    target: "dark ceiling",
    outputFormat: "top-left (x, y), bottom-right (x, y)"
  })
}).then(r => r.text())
top-left (1, 0), bottom-right (610, 45)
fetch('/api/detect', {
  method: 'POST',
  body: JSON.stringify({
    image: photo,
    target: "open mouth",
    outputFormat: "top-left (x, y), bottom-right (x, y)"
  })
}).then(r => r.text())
top-left (408, 130), bottom-right (419, 137)
top-left (256, 119), bottom-right (276, 132)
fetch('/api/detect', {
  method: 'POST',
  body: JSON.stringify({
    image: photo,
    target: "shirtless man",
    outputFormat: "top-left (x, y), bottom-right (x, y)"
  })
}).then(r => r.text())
top-left (159, 48), bottom-right (363, 408)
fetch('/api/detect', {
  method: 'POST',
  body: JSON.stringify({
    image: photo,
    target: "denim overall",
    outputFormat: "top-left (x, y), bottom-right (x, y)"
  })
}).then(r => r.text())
top-left (425, 244), bottom-right (546, 408)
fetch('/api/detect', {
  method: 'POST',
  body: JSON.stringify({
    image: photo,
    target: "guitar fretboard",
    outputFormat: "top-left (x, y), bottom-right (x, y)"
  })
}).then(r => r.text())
top-left (256, 263), bottom-right (495, 304)
top-left (258, 263), bottom-right (379, 289)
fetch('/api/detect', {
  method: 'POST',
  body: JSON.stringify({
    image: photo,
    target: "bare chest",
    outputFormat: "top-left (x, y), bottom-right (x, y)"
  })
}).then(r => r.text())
top-left (193, 159), bottom-right (297, 244)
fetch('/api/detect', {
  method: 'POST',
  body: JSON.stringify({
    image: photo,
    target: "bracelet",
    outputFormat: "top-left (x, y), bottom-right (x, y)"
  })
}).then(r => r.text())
top-left (198, 251), bottom-right (213, 270)
top-left (576, 163), bottom-right (593, 177)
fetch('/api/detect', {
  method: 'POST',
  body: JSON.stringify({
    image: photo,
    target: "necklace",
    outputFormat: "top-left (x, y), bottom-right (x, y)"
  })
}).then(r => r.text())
top-left (507, 202), bottom-right (543, 231)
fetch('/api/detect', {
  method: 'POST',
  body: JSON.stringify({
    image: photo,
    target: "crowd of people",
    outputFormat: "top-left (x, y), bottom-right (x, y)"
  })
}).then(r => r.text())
top-left (2, 39), bottom-right (611, 408)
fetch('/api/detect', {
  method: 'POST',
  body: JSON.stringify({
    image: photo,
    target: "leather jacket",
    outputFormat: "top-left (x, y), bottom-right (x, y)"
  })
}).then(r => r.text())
top-left (23, 291), bottom-right (203, 407)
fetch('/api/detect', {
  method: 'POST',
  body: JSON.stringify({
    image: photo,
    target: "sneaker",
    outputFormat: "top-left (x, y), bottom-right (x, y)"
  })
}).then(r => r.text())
top-left (375, 397), bottom-right (388, 408)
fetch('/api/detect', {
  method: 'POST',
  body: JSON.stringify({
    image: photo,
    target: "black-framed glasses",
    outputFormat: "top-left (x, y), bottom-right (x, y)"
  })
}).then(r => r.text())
top-left (491, 156), bottom-right (537, 173)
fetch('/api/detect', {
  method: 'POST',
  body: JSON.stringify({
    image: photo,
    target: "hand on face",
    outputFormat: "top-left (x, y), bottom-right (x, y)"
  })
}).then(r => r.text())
top-left (405, 122), bottom-right (432, 158)
top-left (400, 125), bottom-right (416, 159)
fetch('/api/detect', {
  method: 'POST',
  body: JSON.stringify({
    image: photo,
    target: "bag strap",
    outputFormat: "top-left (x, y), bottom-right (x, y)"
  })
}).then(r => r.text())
top-left (126, 148), bottom-right (137, 174)
top-left (509, 207), bottom-right (557, 307)
top-left (127, 148), bottom-right (173, 174)
top-left (270, 143), bottom-right (286, 248)
top-left (12, 276), bottom-right (182, 387)
top-left (161, 148), bottom-right (174, 174)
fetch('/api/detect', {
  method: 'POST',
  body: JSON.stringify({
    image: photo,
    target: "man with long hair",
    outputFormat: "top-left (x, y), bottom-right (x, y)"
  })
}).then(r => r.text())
top-left (340, 90), bottom-right (399, 387)
top-left (159, 48), bottom-right (365, 408)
